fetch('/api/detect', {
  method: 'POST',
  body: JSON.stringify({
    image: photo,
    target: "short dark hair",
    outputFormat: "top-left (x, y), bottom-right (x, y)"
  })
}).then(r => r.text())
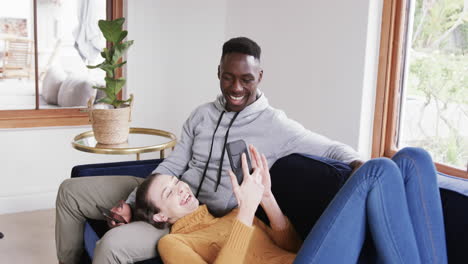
top-left (222, 37), bottom-right (261, 61)
top-left (133, 173), bottom-right (168, 229)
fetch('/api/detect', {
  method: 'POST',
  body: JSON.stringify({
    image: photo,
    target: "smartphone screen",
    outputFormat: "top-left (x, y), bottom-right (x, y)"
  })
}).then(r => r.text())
top-left (96, 205), bottom-right (127, 224)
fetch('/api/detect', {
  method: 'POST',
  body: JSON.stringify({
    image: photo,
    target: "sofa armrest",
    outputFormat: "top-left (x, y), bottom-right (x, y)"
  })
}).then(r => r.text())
top-left (71, 159), bottom-right (164, 179)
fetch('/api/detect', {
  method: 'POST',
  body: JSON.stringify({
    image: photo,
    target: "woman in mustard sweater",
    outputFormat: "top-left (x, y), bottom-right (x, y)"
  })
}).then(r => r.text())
top-left (134, 146), bottom-right (446, 264)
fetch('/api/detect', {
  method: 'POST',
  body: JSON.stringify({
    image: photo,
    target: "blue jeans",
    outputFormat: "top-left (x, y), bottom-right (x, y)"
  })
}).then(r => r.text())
top-left (294, 147), bottom-right (447, 264)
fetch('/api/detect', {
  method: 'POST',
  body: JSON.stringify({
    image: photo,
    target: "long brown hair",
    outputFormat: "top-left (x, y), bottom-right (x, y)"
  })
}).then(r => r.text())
top-left (133, 173), bottom-right (168, 229)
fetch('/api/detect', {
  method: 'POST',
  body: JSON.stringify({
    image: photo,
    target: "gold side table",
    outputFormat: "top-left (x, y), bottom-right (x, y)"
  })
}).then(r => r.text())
top-left (72, 127), bottom-right (177, 160)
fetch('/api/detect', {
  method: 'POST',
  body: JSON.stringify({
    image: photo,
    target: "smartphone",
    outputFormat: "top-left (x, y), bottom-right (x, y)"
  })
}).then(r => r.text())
top-left (96, 205), bottom-right (128, 224)
top-left (226, 139), bottom-right (253, 184)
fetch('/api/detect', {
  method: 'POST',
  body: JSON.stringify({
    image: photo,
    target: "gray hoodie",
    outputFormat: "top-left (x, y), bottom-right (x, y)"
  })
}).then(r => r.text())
top-left (129, 92), bottom-right (360, 216)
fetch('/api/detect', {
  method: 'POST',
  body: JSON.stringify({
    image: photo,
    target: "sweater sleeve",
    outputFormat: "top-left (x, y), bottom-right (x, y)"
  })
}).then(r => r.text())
top-left (158, 220), bottom-right (254, 264)
top-left (253, 216), bottom-right (302, 252)
top-left (158, 235), bottom-right (208, 264)
top-left (274, 111), bottom-right (360, 164)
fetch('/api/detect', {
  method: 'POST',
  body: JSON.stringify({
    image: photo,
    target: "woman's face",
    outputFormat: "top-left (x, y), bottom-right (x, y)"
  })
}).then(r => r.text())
top-left (148, 174), bottom-right (199, 223)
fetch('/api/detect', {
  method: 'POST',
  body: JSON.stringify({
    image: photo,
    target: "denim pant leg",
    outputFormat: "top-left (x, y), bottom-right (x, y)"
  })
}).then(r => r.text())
top-left (294, 158), bottom-right (420, 264)
top-left (392, 147), bottom-right (448, 264)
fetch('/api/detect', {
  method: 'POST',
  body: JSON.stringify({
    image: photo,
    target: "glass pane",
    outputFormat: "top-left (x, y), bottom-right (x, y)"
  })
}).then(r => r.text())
top-left (37, 0), bottom-right (106, 109)
top-left (399, 0), bottom-right (468, 169)
top-left (0, 0), bottom-right (36, 110)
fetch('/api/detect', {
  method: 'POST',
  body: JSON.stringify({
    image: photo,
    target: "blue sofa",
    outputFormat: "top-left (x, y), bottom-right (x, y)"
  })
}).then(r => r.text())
top-left (71, 154), bottom-right (468, 264)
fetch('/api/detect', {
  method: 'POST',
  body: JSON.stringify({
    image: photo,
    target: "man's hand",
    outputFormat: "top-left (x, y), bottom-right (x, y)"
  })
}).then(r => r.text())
top-left (350, 159), bottom-right (365, 174)
top-left (106, 200), bottom-right (132, 229)
top-left (228, 153), bottom-right (264, 226)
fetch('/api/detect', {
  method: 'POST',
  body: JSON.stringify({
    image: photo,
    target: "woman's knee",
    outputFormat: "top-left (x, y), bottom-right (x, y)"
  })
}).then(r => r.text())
top-left (360, 158), bottom-right (399, 174)
top-left (393, 147), bottom-right (433, 164)
top-left (354, 158), bottom-right (402, 184)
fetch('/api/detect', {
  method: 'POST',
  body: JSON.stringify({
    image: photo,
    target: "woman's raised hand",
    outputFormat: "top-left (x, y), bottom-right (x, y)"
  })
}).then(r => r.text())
top-left (229, 152), bottom-right (264, 226)
top-left (249, 145), bottom-right (272, 202)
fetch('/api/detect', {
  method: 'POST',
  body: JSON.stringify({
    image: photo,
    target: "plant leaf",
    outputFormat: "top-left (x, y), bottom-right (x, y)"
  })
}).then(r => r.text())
top-left (101, 48), bottom-right (111, 61)
top-left (87, 62), bottom-right (104, 69)
top-left (105, 77), bottom-right (126, 96)
top-left (98, 18), bottom-right (125, 43)
top-left (117, 30), bottom-right (128, 43)
top-left (92, 86), bottom-right (106, 91)
top-left (112, 40), bottom-right (134, 64)
top-left (113, 98), bottom-right (132, 108)
top-left (115, 61), bottom-right (127, 68)
top-left (99, 63), bottom-right (116, 77)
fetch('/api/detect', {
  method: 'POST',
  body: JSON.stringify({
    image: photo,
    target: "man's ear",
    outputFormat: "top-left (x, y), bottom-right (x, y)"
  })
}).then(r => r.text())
top-left (217, 65), bottom-right (221, 79)
top-left (153, 213), bottom-right (168, 223)
top-left (258, 69), bottom-right (263, 83)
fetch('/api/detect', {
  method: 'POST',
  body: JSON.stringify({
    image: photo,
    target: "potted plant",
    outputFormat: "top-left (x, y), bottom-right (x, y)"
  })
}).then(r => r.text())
top-left (87, 17), bottom-right (134, 144)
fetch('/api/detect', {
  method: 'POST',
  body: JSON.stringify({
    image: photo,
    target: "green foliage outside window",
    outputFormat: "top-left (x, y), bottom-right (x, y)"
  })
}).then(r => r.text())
top-left (402, 0), bottom-right (468, 168)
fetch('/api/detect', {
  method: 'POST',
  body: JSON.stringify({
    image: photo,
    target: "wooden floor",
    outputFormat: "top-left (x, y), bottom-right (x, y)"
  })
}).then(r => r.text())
top-left (0, 209), bottom-right (56, 263)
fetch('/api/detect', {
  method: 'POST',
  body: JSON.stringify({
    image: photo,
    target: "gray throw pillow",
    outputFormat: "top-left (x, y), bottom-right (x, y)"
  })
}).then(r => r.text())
top-left (42, 66), bottom-right (67, 105)
top-left (57, 74), bottom-right (97, 107)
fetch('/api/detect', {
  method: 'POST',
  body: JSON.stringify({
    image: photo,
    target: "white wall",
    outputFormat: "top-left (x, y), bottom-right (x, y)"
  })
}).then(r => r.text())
top-left (0, 0), bottom-right (383, 214)
top-left (225, 0), bottom-right (382, 157)
top-left (126, 0), bottom-right (227, 134)
top-left (0, 127), bottom-right (133, 214)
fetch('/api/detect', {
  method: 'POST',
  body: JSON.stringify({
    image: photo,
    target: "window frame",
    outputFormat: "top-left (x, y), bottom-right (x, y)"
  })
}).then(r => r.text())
top-left (0, 0), bottom-right (124, 128)
top-left (372, 0), bottom-right (468, 179)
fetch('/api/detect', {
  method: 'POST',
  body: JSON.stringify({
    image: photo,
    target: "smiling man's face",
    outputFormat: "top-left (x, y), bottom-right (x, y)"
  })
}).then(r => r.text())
top-left (218, 52), bottom-right (263, 112)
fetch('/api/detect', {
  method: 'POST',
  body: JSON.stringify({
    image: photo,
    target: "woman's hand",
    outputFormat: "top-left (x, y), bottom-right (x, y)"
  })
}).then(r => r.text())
top-left (249, 145), bottom-right (288, 231)
top-left (229, 153), bottom-right (264, 226)
top-left (249, 145), bottom-right (273, 202)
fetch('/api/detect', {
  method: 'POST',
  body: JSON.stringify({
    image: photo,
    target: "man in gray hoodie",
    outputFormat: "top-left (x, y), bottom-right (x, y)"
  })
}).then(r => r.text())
top-left (55, 37), bottom-right (363, 264)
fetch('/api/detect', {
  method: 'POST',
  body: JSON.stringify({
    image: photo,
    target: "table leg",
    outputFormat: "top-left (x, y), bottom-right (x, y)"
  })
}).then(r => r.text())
top-left (136, 153), bottom-right (140, 160)
top-left (160, 149), bottom-right (165, 158)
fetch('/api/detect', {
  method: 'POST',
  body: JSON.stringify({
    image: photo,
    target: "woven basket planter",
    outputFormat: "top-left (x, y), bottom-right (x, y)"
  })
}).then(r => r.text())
top-left (87, 94), bottom-right (133, 145)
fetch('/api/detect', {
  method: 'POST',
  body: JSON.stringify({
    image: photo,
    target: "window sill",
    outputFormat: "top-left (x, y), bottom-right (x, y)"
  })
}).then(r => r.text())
top-left (0, 109), bottom-right (90, 128)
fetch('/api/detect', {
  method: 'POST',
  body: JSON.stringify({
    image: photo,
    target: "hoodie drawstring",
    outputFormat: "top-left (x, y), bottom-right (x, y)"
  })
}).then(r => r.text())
top-left (215, 111), bottom-right (239, 191)
top-left (195, 110), bottom-right (240, 198)
top-left (195, 111), bottom-right (225, 198)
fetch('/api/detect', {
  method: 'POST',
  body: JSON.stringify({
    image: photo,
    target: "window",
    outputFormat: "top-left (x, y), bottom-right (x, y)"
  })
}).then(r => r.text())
top-left (0, 0), bottom-right (123, 128)
top-left (373, 0), bottom-right (468, 178)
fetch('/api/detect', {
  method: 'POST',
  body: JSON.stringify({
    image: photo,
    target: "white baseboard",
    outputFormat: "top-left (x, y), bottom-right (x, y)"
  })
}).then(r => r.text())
top-left (0, 190), bottom-right (57, 215)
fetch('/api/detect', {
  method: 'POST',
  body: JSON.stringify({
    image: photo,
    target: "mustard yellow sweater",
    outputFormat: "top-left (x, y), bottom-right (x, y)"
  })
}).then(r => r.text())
top-left (158, 205), bottom-right (302, 264)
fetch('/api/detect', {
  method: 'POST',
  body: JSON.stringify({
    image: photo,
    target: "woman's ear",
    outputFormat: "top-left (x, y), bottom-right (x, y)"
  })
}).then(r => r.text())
top-left (153, 213), bottom-right (168, 223)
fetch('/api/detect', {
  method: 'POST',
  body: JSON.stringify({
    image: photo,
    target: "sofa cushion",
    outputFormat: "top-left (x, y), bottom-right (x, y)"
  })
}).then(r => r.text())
top-left (42, 66), bottom-right (67, 105)
top-left (440, 188), bottom-right (468, 263)
top-left (57, 74), bottom-right (97, 107)
top-left (438, 172), bottom-right (468, 196)
top-left (257, 154), bottom-right (352, 240)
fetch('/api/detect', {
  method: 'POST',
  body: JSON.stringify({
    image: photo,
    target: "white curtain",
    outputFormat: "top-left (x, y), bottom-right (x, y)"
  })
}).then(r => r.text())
top-left (73, 0), bottom-right (105, 63)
